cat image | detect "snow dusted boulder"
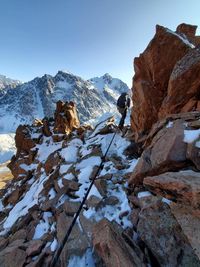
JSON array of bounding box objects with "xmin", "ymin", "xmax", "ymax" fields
[
  {"xmin": 176, "ymin": 23, "xmax": 200, "ymax": 46},
  {"xmin": 144, "ymin": 171, "xmax": 200, "ymax": 208},
  {"xmin": 129, "ymin": 112, "xmax": 200, "ymax": 186},
  {"xmin": 15, "ymin": 125, "xmax": 37, "ymax": 156}
]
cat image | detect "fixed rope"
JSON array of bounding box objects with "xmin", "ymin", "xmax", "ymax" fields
[{"xmin": 49, "ymin": 109, "xmax": 127, "ymax": 267}]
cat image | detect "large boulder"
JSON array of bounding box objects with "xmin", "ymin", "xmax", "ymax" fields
[
  {"xmin": 129, "ymin": 112, "xmax": 200, "ymax": 186},
  {"xmin": 129, "ymin": 119, "xmax": 187, "ymax": 186},
  {"xmin": 170, "ymin": 203, "xmax": 200, "ymax": 260},
  {"xmin": 144, "ymin": 171, "xmax": 200, "ymax": 208},
  {"xmin": 92, "ymin": 219, "xmax": 146, "ymax": 267},
  {"xmin": 137, "ymin": 201, "xmax": 200, "ymax": 267}
]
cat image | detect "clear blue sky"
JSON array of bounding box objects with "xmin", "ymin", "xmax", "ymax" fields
[{"xmin": 0, "ymin": 0, "xmax": 199, "ymax": 87}]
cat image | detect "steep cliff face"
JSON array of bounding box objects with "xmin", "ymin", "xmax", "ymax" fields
[{"xmin": 131, "ymin": 23, "xmax": 200, "ymax": 141}]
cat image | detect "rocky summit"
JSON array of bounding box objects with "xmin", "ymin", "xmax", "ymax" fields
[{"xmin": 0, "ymin": 22, "xmax": 200, "ymax": 267}]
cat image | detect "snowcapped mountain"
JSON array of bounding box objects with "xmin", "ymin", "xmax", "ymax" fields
[
  {"xmin": 89, "ymin": 73, "xmax": 129, "ymax": 104},
  {"xmin": 0, "ymin": 71, "xmax": 129, "ymax": 133},
  {"xmin": 0, "ymin": 74, "xmax": 21, "ymax": 89}
]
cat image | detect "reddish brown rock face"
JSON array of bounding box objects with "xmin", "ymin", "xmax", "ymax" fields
[
  {"xmin": 176, "ymin": 23, "xmax": 197, "ymax": 38},
  {"xmin": 92, "ymin": 219, "xmax": 145, "ymax": 267},
  {"xmin": 144, "ymin": 171, "xmax": 200, "ymax": 208},
  {"xmin": 137, "ymin": 201, "xmax": 200, "ymax": 267},
  {"xmin": 15, "ymin": 125, "xmax": 36, "ymax": 156},
  {"xmin": 129, "ymin": 112, "xmax": 200, "ymax": 186},
  {"xmin": 159, "ymin": 47, "xmax": 200, "ymax": 118},
  {"xmin": 176, "ymin": 23, "xmax": 200, "ymax": 46},
  {"xmin": 131, "ymin": 25, "xmax": 191, "ymax": 140},
  {"xmin": 131, "ymin": 23, "xmax": 200, "ymax": 141}
]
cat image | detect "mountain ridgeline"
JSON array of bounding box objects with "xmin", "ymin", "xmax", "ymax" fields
[
  {"xmin": 0, "ymin": 72, "xmax": 129, "ymax": 133},
  {"xmin": 0, "ymin": 75, "xmax": 21, "ymax": 89}
]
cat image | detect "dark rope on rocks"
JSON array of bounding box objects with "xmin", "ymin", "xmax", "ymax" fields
[{"xmin": 49, "ymin": 109, "xmax": 127, "ymax": 267}]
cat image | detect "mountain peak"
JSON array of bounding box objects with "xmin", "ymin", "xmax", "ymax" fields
[{"xmin": 102, "ymin": 73, "xmax": 112, "ymax": 79}]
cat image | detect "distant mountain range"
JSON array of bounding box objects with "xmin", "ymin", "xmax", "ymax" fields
[
  {"xmin": 0, "ymin": 71, "xmax": 129, "ymax": 133},
  {"xmin": 0, "ymin": 75, "xmax": 21, "ymax": 89}
]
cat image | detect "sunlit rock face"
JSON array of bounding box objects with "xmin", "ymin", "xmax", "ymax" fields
[{"xmin": 131, "ymin": 23, "xmax": 200, "ymax": 142}]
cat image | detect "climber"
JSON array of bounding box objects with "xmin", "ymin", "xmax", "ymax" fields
[{"xmin": 117, "ymin": 92, "xmax": 131, "ymax": 129}]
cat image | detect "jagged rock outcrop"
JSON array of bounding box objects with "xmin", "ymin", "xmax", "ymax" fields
[
  {"xmin": 176, "ymin": 23, "xmax": 200, "ymax": 46},
  {"xmin": 127, "ymin": 22, "xmax": 200, "ymax": 267},
  {"xmin": 54, "ymin": 101, "xmax": 80, "ymax": 134},
  {"xmin": 131, "ymin": 23, "xmax": 200, "ymax": 141}
]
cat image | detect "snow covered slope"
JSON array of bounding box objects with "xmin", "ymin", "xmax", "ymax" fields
[
  {"xmin": 0, "ymin": 116, "xmax": 138, "ymax": 266},
  {"xmin": 0, "ymin": 133, "xmax": 16, "ymax": 163},
  {"xmin": 0, "ymin": 71, "xmax": 129, "ymax": 133},
  {"xmin": 89, "ymin": 73, "xmax": 129, "ymax": 104}
]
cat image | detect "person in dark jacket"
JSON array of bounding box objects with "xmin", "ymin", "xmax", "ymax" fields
[{"xmin": 117, "ymin": 92, "xmax": 131, "ymax": 129}]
